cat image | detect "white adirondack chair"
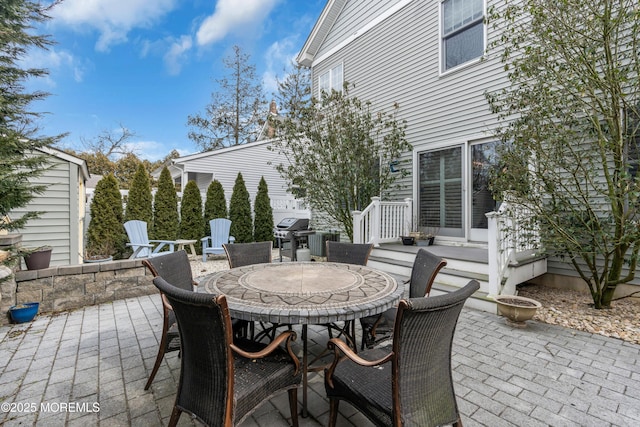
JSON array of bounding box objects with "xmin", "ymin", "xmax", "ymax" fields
[
  {"xmin": 201, "ymin": 218, "xmax": 235, "ymax": 262},
  {"xmin": 124, "ymin": 220, "xmax": 178, "ymax": 259}
]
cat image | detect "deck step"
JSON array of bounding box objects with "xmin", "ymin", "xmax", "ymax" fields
[{"xmin": 369, "ymin": 244, "xmax": 496, "ymax": 312}]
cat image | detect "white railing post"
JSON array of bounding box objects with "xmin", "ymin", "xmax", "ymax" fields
[
  {"xmin": 403, "ymin": 198, "xmax": 413, "ymax": 236},
  {"xmin": 486, "ymin": 211, "xmax": 500, "ymax": 297},
  {"xmin": 352, "ymin": 209, "xmax": 362, "ymax": 244},
  {"xmin": 370, "ymin": 197, "xmax": 381, "ymax": 246}
]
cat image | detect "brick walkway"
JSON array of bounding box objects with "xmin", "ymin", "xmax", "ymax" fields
[{"xmin": 0, "ymin": 294, "xmax": 638, "ymax": 426}]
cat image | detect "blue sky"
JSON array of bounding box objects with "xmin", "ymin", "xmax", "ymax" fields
[{"xmin": 27, "ymin": 0, "xmax": 325, "ymax": 161}]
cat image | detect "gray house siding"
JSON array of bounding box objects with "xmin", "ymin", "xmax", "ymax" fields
[
  {"xmin": 12, "ymin": 151, "xmax": 87, "ymax": 267},
  {"xmin": 304, "ymin": 0, "xmax": 640, "ymax": 290},
  {"xmin": 172, "ymin": 140, "xmax": 309, "ymax": 225},
  {"xmin": 308, "ymin": 0, "xmax": 508, "ymax": 235},
  {"xmin": 315, "ymin": 0, "xmax": 405, "ymax": 59}
]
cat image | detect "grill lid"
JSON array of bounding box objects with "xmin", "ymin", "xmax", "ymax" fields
[{"xmin": 275, "ymin": 218, "xmax": 309, "ymax": 231}]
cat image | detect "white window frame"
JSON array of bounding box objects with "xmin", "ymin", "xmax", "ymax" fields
[
  {"xmin": 318, "ymin": 63, "xmax": 344, "ymax": 97},
  {"xmin": 439, "ymin": 0, "xmax": 486, "ymax": 74}
]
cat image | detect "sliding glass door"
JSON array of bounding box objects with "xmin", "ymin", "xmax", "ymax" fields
[
  {"xmin": 418, "ymin": 141, "xmax": 500, "ymax": 242},
  {"xmin": 469, "ymin": 141, "xmax": 500, "ymax": 241},
  {"xmin": 418, "ymin": 147, "xmax": 464, "ymax": 238}
]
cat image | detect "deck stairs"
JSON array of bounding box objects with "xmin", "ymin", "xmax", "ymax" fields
[{"xmin": 367, "ymin": 242, "xmax": 547, "ymax": 313}]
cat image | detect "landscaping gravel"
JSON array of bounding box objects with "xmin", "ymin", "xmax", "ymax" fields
[{"xmin": 519, "ymin": 283, "xmax": 640, "ymax": 345}]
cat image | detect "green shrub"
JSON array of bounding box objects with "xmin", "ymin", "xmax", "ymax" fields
[
  {"xmin": 153, "ymin": 167, "xmax": 179, "ymax": 241},
  {"xmin": 124, "ymin": 163, "xmax": 153, "ymax": 225},
  {"xmin": 179, "ymin": 180, "xmax": 204, "ymax": 252},
  {"xmin": 229, "ymin": 173, "xmax": 253, "ymax": 243},
  {"xmin": 86, "ymin": 174, "xmax": 126, "ymax": 258},
  {"xmin": 253, "ymin": 177, "xmax": 274, "ymax": 243},
  {"xmin": 204, "ymin": 180, "xmax": 227, "ymax": 234}
]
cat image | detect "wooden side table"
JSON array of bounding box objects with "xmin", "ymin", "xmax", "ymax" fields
[{"xmin": 174, "ymin": 239, "xmax": 197, "ymax": 256}]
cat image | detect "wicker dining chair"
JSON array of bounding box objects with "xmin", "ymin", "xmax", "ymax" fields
[
  {"xmin": 222, "ymin": 241, "xmax": 273, "ymax": 268},
  {"xmin": 325, "ymin": 241, "xmax": 374, "ymax": 345},
  {"xmin": 359, "ymin": 248, "xmax": 447, "ymax": 349},
  {"xmin": 142, "ymin": 250, "xmax": 195, "ymax": 390},
  {"xmin": 325, "ymin": 280, "xmax": 480, "ymax": 427},
  {"xmin": 153, "ymin": 276, "xmax": 301, "ymax": 427},
  {"xmin": 222, "ymin": 241, "xmax": 274, "ymax": 340},
  {"xmin": 325, "ymin": 241, "xmax": 373, "ymax": 265}
]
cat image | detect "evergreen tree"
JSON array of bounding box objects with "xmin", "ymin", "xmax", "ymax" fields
[
  {"xmin": 86, "ymin": 174, "xmax": 126, "ymax": 259},
  {"xmin": 153, "ymin": 167, "xmax": 179, "ymax": 241},
  {"xmin": 253, "ymin": 177, "xmax": 274, "ymax": 243},
  {"xmin": 1, "ymin": 1, "xmax": 65, "ymax": 241},
  {"xmin": 203, "ymin": 180, "xmax": 227, "ymax": 234},
  {"xmin": 229, "ymin": 173, "xmax": 253, "ymax": 243},
  {"xmin": 187, "ymin": 45, "xmax": 267, "ymax": 149},
  {"xmin": 124, "ymin": 163, "xmax": 152, "ymax": 225},
  {"xmin": 179, "ymin": 180, "xmax": 204, "ymax": 252}
]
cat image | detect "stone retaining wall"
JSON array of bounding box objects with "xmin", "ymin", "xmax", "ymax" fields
[{"xmin": 2, "ymin": 259, "xmax": 156, "ymax": 325}]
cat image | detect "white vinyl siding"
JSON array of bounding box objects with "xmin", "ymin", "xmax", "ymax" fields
[{"xmin": 441, "ymin": 0, "xmax": 485, "ymax": 72}]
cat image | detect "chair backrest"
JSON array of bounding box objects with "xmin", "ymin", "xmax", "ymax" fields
[
  {"xmin": 124, "ymin": 220, "xmax": 151, "ymax": 257},
  {"xmin": 209, "ymin": 218, "xmax": 232, "ymax": 248},
  {"xmin": 143, "ymin": 250, "xmax": 194, "ymax": 291},
  {"xmin": 326, "ymin": 241, "xmax": 373, "ymax": 266},
  {"xmin": 152, "ymin": 276, "xmax": 234, "ymax": 426},
  {"xmin": 222, "ymin": 241, "xmax": 272, "ymax": 268},
  {"xmin": 391, "ymin": 280, "xmax": 479, "ymax": 426},
  {"xmin": 408, "ymin": 249, "xmax": 447, "ymax": 298}
]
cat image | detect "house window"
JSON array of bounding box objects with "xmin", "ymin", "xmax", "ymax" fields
[
  {"xmin": 318, "ymin": 63, "xmax": 343, "ymax": 96},
  {"xmin": 441, "ymin": 0, "xmax": 485, "ymax": 72}
]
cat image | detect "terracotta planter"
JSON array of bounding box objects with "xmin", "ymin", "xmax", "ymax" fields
[
  {"xmin": 23, "ymin": 248, "xmax": 52, "ymax": 270},
  {"xmin": 494, "ymin": 295, "xmax": 542, "ymax": 328}
]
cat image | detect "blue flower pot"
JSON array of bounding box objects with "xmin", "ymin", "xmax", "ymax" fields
[{"xmin": 9, "ymin": 302, "xmax": 39, "ymax": 323}]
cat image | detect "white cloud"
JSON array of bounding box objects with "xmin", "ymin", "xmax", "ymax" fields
[
  {"xmin": 196, "ymin": 0, "xmax": 280, "ymax": 46},
  {"xmin": 262, "ymin": 37, "xmax": 299, "ymax": 96},
  {"xmin": 164, "ymin": 35, "xmax": 194, "ymax": 76},
  {"xmin": 22, "ymin": 48, "xmax": 90, "ymax": 85},
  {"xmin": 51, "ymin": 0, "xmax": 178, "ymax": 52}
]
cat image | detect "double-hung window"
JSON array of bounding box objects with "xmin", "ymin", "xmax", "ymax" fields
[
  {"xmin": 318, "ymin": 63, "xmax": 343, "ymax": 96},
  {"xmin": 441, "ymin": 0, "xmax": 485, "ymax": 72}
]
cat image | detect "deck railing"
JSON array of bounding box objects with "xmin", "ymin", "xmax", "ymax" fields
[
  {"xmin": 352, "ymin": 197, "xmax": 412, "ymax": 246},
  {"xmin": 486, "ymin": 197, "xmax": 542, "ymax": 295}
]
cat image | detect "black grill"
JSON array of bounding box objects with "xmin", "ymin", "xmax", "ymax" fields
[{"xmin": 273, "ymin": 218, "xmax": 315, "ymax": 261}]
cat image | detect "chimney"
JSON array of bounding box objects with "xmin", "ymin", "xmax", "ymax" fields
[{"xmin": 267, "ymin": 100, "xmax": 278, "ymax": 138}]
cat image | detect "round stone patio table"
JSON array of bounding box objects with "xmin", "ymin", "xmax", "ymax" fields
[{"xmin": 200, "ymin": 261, "xmax": 401, "ymax": 416}]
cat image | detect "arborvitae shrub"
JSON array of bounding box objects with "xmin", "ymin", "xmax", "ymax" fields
[
  {"xmin": 86, "ymin": 174, "xmax": 126, "ymax": 258},
  {"xmin": 253, "ymin": 177, "xmax": 274, "ymax": 243},
  {"xmin": 229, "ymin": 173, "xmax": 253, "ymax": 243},
  {"xmin": 204, "ymin": 180, "xmax": 227, "ymax": 234},
  {"xmin": 153, "ymin": 167, "xmax": 179, "ymax": 241},
  {"xmin": 124, "ymin": 163, "xmax": 153, "ymax": 226},
  {"xmin": 179, "ymin": 180, "xmax": 204, "ymax": 252}
]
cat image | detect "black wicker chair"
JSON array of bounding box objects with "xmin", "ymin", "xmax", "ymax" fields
[
  {"xmin": 153, "ymin": 276, "xmax": 301, "ymax": 427},
  {"xmin": 222, "ymin": 241, "xmax": 273, "ymax": 268},
  {"xmin": 223, "ymin": 241, "xmax": 279, "ymax": 341},
  {"xmin": 359, "ymin": 248, "xmax": 447, "ymax": 349},
  {"xmin": 142, "ymin": 250, "xmax": 195, "ymax": 390},
  {"xmin": 325, "ymin": 280, "xmax": 479, "ymax": 427},
  {"xmin": 325, "ymin": 241, "xmax": 374, "ymax": 345},
  {"xmin": 325, "ymin": 241, "xmax": 373, "ymax": 265}
]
